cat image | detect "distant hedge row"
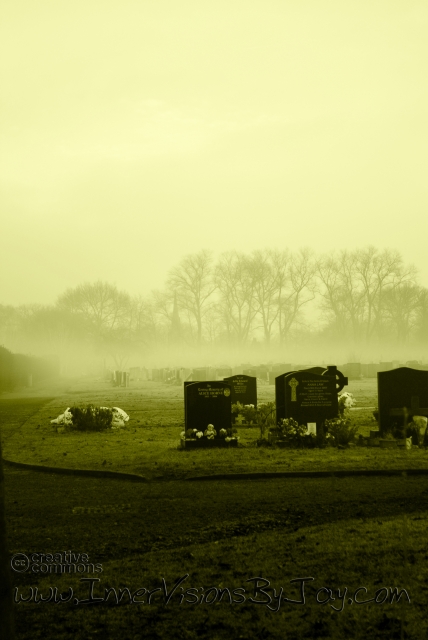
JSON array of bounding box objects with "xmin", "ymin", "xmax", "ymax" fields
[{"xmin": 0, "ymin": 346, "xmax": 59, "ymax": 392}]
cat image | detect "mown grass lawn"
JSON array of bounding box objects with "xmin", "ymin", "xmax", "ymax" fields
[{"xmin": 2, "ymin": 376, "xmax": 428, "ymax": 480}]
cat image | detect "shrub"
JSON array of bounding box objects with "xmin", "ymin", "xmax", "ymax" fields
[
  {"xmin": 69, "ymin": 405, "xmax": 113, "ymax": 431},
  {"xmin": 324, "ymin": 417, "xmax": 359, "ymax": 446}
]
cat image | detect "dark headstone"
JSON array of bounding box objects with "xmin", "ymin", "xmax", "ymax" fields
[
  {"xmin": 276, "ymin": 371, "xmax": 339, "ymax": 430},
  {"xmin": 185, "ymin": 381, "xmax": 232, "ymax": 433},
  {"xmin": 275, "ymin": 365, "xmax": 347, "ymax": 407},
  {"xmin": 377, "ymin": 367, "xmax": 428, "ymax": 435},
  {"xmin": 224, "ymin": 374, "xmax": 257, "ymax": 408}
]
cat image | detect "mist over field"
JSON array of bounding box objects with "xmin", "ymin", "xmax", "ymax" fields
[{"xmin": 1, "ymin": 246, "xmax": 428, "ymax": 374}]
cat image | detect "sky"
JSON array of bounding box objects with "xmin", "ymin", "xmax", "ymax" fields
[{"xmin": 1, "ymin": 1, "xmax": 428, "ymax": 306}]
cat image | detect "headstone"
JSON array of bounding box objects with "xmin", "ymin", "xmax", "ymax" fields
[
  {"xmin": 377, "ymin": 367, "xmax": 428, "ymax": 435},
  {"xmin": 185, "ymin": 381, "xmax": 232, "ymax": 433},
  {"xmin": 276, "ymin": 370, "xmax": 339, "ymax": 431},
  {"xmin": 224, "ymin": 374, "xmax": 257, "ymax": 408}
]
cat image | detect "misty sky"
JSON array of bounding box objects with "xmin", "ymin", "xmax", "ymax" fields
[{"xmin": 1, "ymin": 1, "xmax": 428, "ymax": 306}]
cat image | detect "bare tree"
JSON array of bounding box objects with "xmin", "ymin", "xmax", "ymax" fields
[
  {"xmin": 383, "ymin": 283, "xmax": 420, "ymax": 344},
  {"xmin": 247, "ymin": 250, "xmax": 283, "ymax": 345},
  {"xmin": 214, "ymin": 251, "xmax": 257, "ymax": 347},
  {"xmin": 410, "ymin": 287, "xmax": 428, "ymax": 346},
  {"xmin": 278, "ymin": 248, "xmax": 316, "ymax": 343},
  {"xmin": 354, "ymin": 247, "xmax": 417, "ymax": 342},
  {"xmin": 57, "ymin": 281, "xmax": 132, "ymax": 339},
  {"xmin": 315, "ymin": 253, "xmax": 351, "ymax": 338},
  {"xmin": 316, "ymin": 247, "xmax": 418, "ymax": 344},
  {"xmin": 167, "ymin": 251, "xmax": 216, "ymax": 347}
]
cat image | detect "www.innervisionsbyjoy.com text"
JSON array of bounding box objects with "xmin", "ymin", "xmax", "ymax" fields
[{"xmin": 13, "ymin": 576, "xmax": 411, "ymax": 613}]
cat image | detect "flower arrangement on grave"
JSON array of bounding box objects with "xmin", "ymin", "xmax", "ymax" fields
[
  {"xmin": 324, "ymin": 416, "xmax": 359, "ymax": 446},
  {"xmin": 274, "ymin": 417, "xmax": 317, "ymax": 447},
  {"xmin": 232, "ymin": 402, "xmax": 257, "ymax": 425},
  {"xmin": 180, "ymin": 424, "xmax": 238, "ymax": 444},
  {"xmin": 338, "ymin": 392, "xmax": 357, "ymax": 417}
]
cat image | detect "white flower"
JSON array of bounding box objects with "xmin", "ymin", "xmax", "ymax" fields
[
  {"xmin": 196, "ymin": 431, "xmax": 203, "ymax": 438},
  {"xmin": 339, "ymin": 392, "xmax": 356, "ymax": 408}
]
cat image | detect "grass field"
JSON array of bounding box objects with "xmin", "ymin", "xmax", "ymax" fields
[
  {"xmin": 2, "ymin": 377, "xmax": 428, "ymax": 480},
  {"xmin": 1, "ymin": 376, "xmax": 428, "ymax": 639}
]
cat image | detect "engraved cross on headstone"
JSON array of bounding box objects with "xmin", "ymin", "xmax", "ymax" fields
[{"xmin": 288, "ymin": 378, "xmax": 299, "ymax": 402}]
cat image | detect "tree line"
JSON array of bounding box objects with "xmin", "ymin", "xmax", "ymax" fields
[{"xmin": 1, "ymin": 247, "xmax": 427, "ymax": 367}]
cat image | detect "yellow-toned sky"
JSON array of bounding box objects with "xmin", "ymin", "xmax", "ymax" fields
[{"xmin": 1, "ymin": 1, "xmax": 427, "ymax": 304}]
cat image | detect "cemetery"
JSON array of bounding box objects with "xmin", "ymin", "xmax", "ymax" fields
[
  {"xmin": 2, "ymin": 362, "xmax": 428, "ymax": 639},
  {"xmin": 3, "ymin": 363, "xmax": 428, "ymax": 480}
]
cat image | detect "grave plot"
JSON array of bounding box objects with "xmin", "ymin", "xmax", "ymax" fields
[
  {"xmin": 377, "ymin": 367, "xmax": 428, "ymax": 444},
  {"xmin": 274, "ymin": 367, "xmax": 346, "ymax": 441},
  {"xmin": 181, "ymin": 381, "xmax": 238, "ymax": 448},
  {"xmin": 224, "ymin": 374, "xmax": 257, "ymax": 424}
]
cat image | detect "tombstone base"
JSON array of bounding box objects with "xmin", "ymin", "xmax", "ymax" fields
[{"xmin": 180, "ymin": 438, "xmax": 239, "ymax": 449}]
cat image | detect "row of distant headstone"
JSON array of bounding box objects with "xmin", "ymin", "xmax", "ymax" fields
[
  {"xmin": 112, "ymin": 371, "xmax": 130, "ymax": 387},
  {"xmin": 143, "ymin": 362, "xmax": 428, "ymax": 385},
  {"xmin": 184, "ymin": 366, "xmax": 428, "ymax": 437}
]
